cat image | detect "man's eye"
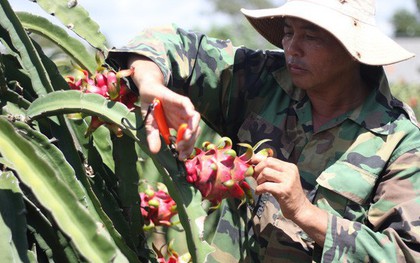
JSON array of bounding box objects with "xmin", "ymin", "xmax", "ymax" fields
[
  {"xmin": 305, "ymin": 35, "xmax": 317, "ymax": 40},
  {"xmin": 283, "ymin": 32, "xmax": 293, "ymax": 37}
]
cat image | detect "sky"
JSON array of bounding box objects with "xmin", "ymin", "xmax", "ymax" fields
[{"xmin": 9, "ymin": 0, "xmax": 418, "ymax": 47}]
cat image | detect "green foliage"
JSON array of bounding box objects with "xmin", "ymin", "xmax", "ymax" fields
[
  {"xmin": 16, "ymin": 12, "xmax": 97, "ymax": 73},
  {"xmin": 204, "ymin": 0, "xmax": 283, "ymax": 49},
  {"xmin": 391, "ymin": 0, "xmax": 420, "ymax": 37},
  {"xmin": 0, "ymin": 171, "xmax": 28, "ymax": 263},
  {"xmin": 34, "ymin": 0, "xmax": 107, "ymax": 51},
  {"xmin": 390, "ymin": 81, "xmax": 420, "ymax": 120},
  {"xmin": 392, "ymin": 9, "xmax": 420, "ymax": 37},
  {"xmin": 0, "ymin": 0, "xmax": 222, "ymax": 262},
  {"xmin": 0, "ymin": 117, "xmax": 124, "ymax": 263}
]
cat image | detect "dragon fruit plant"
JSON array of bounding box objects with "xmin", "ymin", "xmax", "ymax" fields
[
  {"xmin": 184, "ymin": 137, "xmax": 273, "ymax": 206},
  {"xmin": 140, "ymin": 182, "xmax": 178, "ymax": 230},
  {"xmin": 66, "ymin": 66, "xmax": 137, "ymax": 137}
]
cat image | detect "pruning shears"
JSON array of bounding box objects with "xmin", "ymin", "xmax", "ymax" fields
[
  {"xmin": 121, "ymin": 98, "xmax": 187, "ymax": 163},
  {"xmin": 150, "ymin": 98, "xmax": 187, "ymax": 160}
]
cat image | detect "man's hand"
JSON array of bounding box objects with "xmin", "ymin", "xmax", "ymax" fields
[
  {"xmin": 128, "ymin": 55, "xmax": 201, "ymax": 160},
  {"xmin": 252, "ymin": 156, "xmax": 310, "ymax": 220},
  {"xmin": 251, "ymin": 155, "xmax": 328, "ymax": 246}
]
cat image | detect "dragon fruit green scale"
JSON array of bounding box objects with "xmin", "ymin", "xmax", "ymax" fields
[{"xmin": 184, "ymin": 137, "xmax": 272, "ymax": 205}]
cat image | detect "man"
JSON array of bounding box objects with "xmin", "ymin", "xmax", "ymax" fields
[{"xmin": 107, "ymin": 0, "xmax": 420, "ymax": 261}]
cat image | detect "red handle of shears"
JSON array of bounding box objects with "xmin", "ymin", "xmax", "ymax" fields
[
  {"xmin": 152, "ymin": 98, "xmax": 171, "ymax": 145},
  {"xmin": 152, "ymin": 98, "xmax": 188, "ymax": 145},
  {"xmin": 151, "ymin": 99, "xmax": 189, "ymax": 163}
]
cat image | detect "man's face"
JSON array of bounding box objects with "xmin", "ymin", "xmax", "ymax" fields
[{"xmin": 282, "ymin": 17, "xmax": 357, "ymax": 91}]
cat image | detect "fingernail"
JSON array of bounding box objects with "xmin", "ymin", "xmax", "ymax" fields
[{"xmin": 184, "ymin": 130, "xmax": 192, "ymax": 140}]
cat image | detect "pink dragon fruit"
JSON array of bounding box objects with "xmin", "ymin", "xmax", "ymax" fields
[
  {"xmin": 184, "ymin": 137, "xmax": 273, "ymax": 206},
  {"xmin": 66, "ymin": 66, "xmax": 137, "ymax": 137},
  {"xmin": 140, "ymin": 183, "xmax": 178, "ymax": 229}
]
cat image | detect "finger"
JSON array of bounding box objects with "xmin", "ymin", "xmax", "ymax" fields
[
  {"xmin": 185, "ymin": 111, "xmax": 201, "ymax": 141},
  {"xmin": 177, "ymin": 125, "xmax": 201, "ymax": 160},
  {"xmin": 175, "ymin": 97, "xmax": 199, "ymax": 136},
  {"xmin": 142, "ymin": 108, "xmax": 162, "ymax": 154},
  {"xmin": 254, "ymin": 157, "xmax": 288, "ymax": 175},
  {"xmin": 145, "ymin": 124, "xmax": 161, "ymax": 154},
  {"xmin": 254, "ymin": 167, "xmax": 285, "ymax": 185},
  {"xmin": 255, "ymin": 181, "xmax": 283, "ymax": 196},
  {"xmin": 250, "ymin": 152, "xmax": 268, "ymax": 165},
  {"xmin": 176, "ymin": 141, "xmax": 190, "ymax": 161},
  {"xmin": 162, "ymin": 96, "xmax": 198, "ymax": 134}
]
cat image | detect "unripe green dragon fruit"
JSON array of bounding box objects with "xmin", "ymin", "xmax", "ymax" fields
[{"xmin": 184, "ymin": 137, "xmax": 272, "ymax": 206}]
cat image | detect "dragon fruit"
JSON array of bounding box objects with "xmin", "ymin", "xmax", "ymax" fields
[
  {"xmin": 140, "ymin": 182, "xmax": 178, "ymax": 229},
  {"xmin": 66, "ymin": 66, "xmax": 137, "ymax": 137},
  {"xmin": 184, "ymin": 137, "xmax": 273, "ymax": 206}
]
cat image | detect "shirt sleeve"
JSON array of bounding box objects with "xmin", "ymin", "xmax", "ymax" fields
[
  {"xmin": 106, "ymin": 24, "xmax": 287, "ymax": 141},
  {"xmin": 106, "ymin": 24, "xmax": 241, "ymax": 136},
  {"xmin": 321, "ymin": 147, "xmax": 420, "ymax": 262}
]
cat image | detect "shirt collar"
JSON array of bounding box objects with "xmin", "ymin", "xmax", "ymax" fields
[
  {"xmin": 347, "ymin": 66, "xmax": 412, "ymax": 135},
  {"xmin": 273, "ymin": 66, "xmax": 413, "ymax": 136}
]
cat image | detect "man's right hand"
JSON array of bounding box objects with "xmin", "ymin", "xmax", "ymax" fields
[{"xmin": 128, "ymin": 55, "xmax": 201, "ymax": 160}]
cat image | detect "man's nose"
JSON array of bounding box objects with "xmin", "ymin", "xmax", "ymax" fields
[{"xmin": 283, "ymin": 36, "xmax": 302, "ymax": 57}]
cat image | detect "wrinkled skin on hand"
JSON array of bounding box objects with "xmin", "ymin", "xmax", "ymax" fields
[
  {"xmin": 252, "ymin": 156, "xmax": 310, "ymax": 220},
  {"xmin": 251, "ymin": 155, "xmax": 328, "ymax": 246}
]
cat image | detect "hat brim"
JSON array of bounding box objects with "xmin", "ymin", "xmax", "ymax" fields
[{"xmin": 241, "ymin": 1, "xmax": 414, "ymax": 65}]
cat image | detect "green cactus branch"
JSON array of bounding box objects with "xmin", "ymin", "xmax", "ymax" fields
[
  {"xmin": 1, "ymin": 88, "xmax": 31, "ymax": 111},
  {"xmin": 26, "ymin": 90, "xmax": 216, "ymax": 262},
  {"xmin": 0, "ymin": 116, "xmax": 127, "ymax": 262},
  {"xmin": 0, "ymin": 0, "xmax": 53, "ymax": 96},
  {"xmin": 16, "ymin": 12, "xmax": 97, "ymax": 74},
  {"xmin": 92, "ymin": 125, "xmax": 117, "ymax": 173},
  {"xmin": 34, "ymin": 0, "xmax": 108, "ymax": 52},
  {"xmin": 11, "ymin": 120, "xmax": 90, "ymax": 207},
  {"xmin": 0, "ymin": 172, "xmax": 29, "ymax": 263},
  {"xmin": 24, "ymin": 197, "xmax": 81, "ymax": 262},
  {"xmin": 0, "ymin": 0, "xmax": 227, "ymax": 261},
  {"xmin": 0, "ymin": 55, "xmax": 6, "ymax": 92},
  {"xmin": 0, "ymin": 54, "xmax": 35, "ymax": 101},
  {"xmin": 112, "ymin": 135, "xmax": 143, "ymax": 249},
  {"xmin": 27, "ymin": 90, "xmax": 137, "ymax": 138}
]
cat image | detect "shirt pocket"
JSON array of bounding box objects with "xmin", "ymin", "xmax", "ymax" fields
[{"xmin": 315, "ymin": 160, "xmax": 379, "ymax": 221}]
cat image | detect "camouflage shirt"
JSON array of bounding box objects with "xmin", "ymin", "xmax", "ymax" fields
[{"xmin": 107, "ymin": 24, "xmax": 420, "ymax": 263}]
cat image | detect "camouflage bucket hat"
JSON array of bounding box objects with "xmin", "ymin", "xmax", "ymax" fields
[{"xmin": 241, "ymin": 0, "xmax": 415, "ymax": 66}]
